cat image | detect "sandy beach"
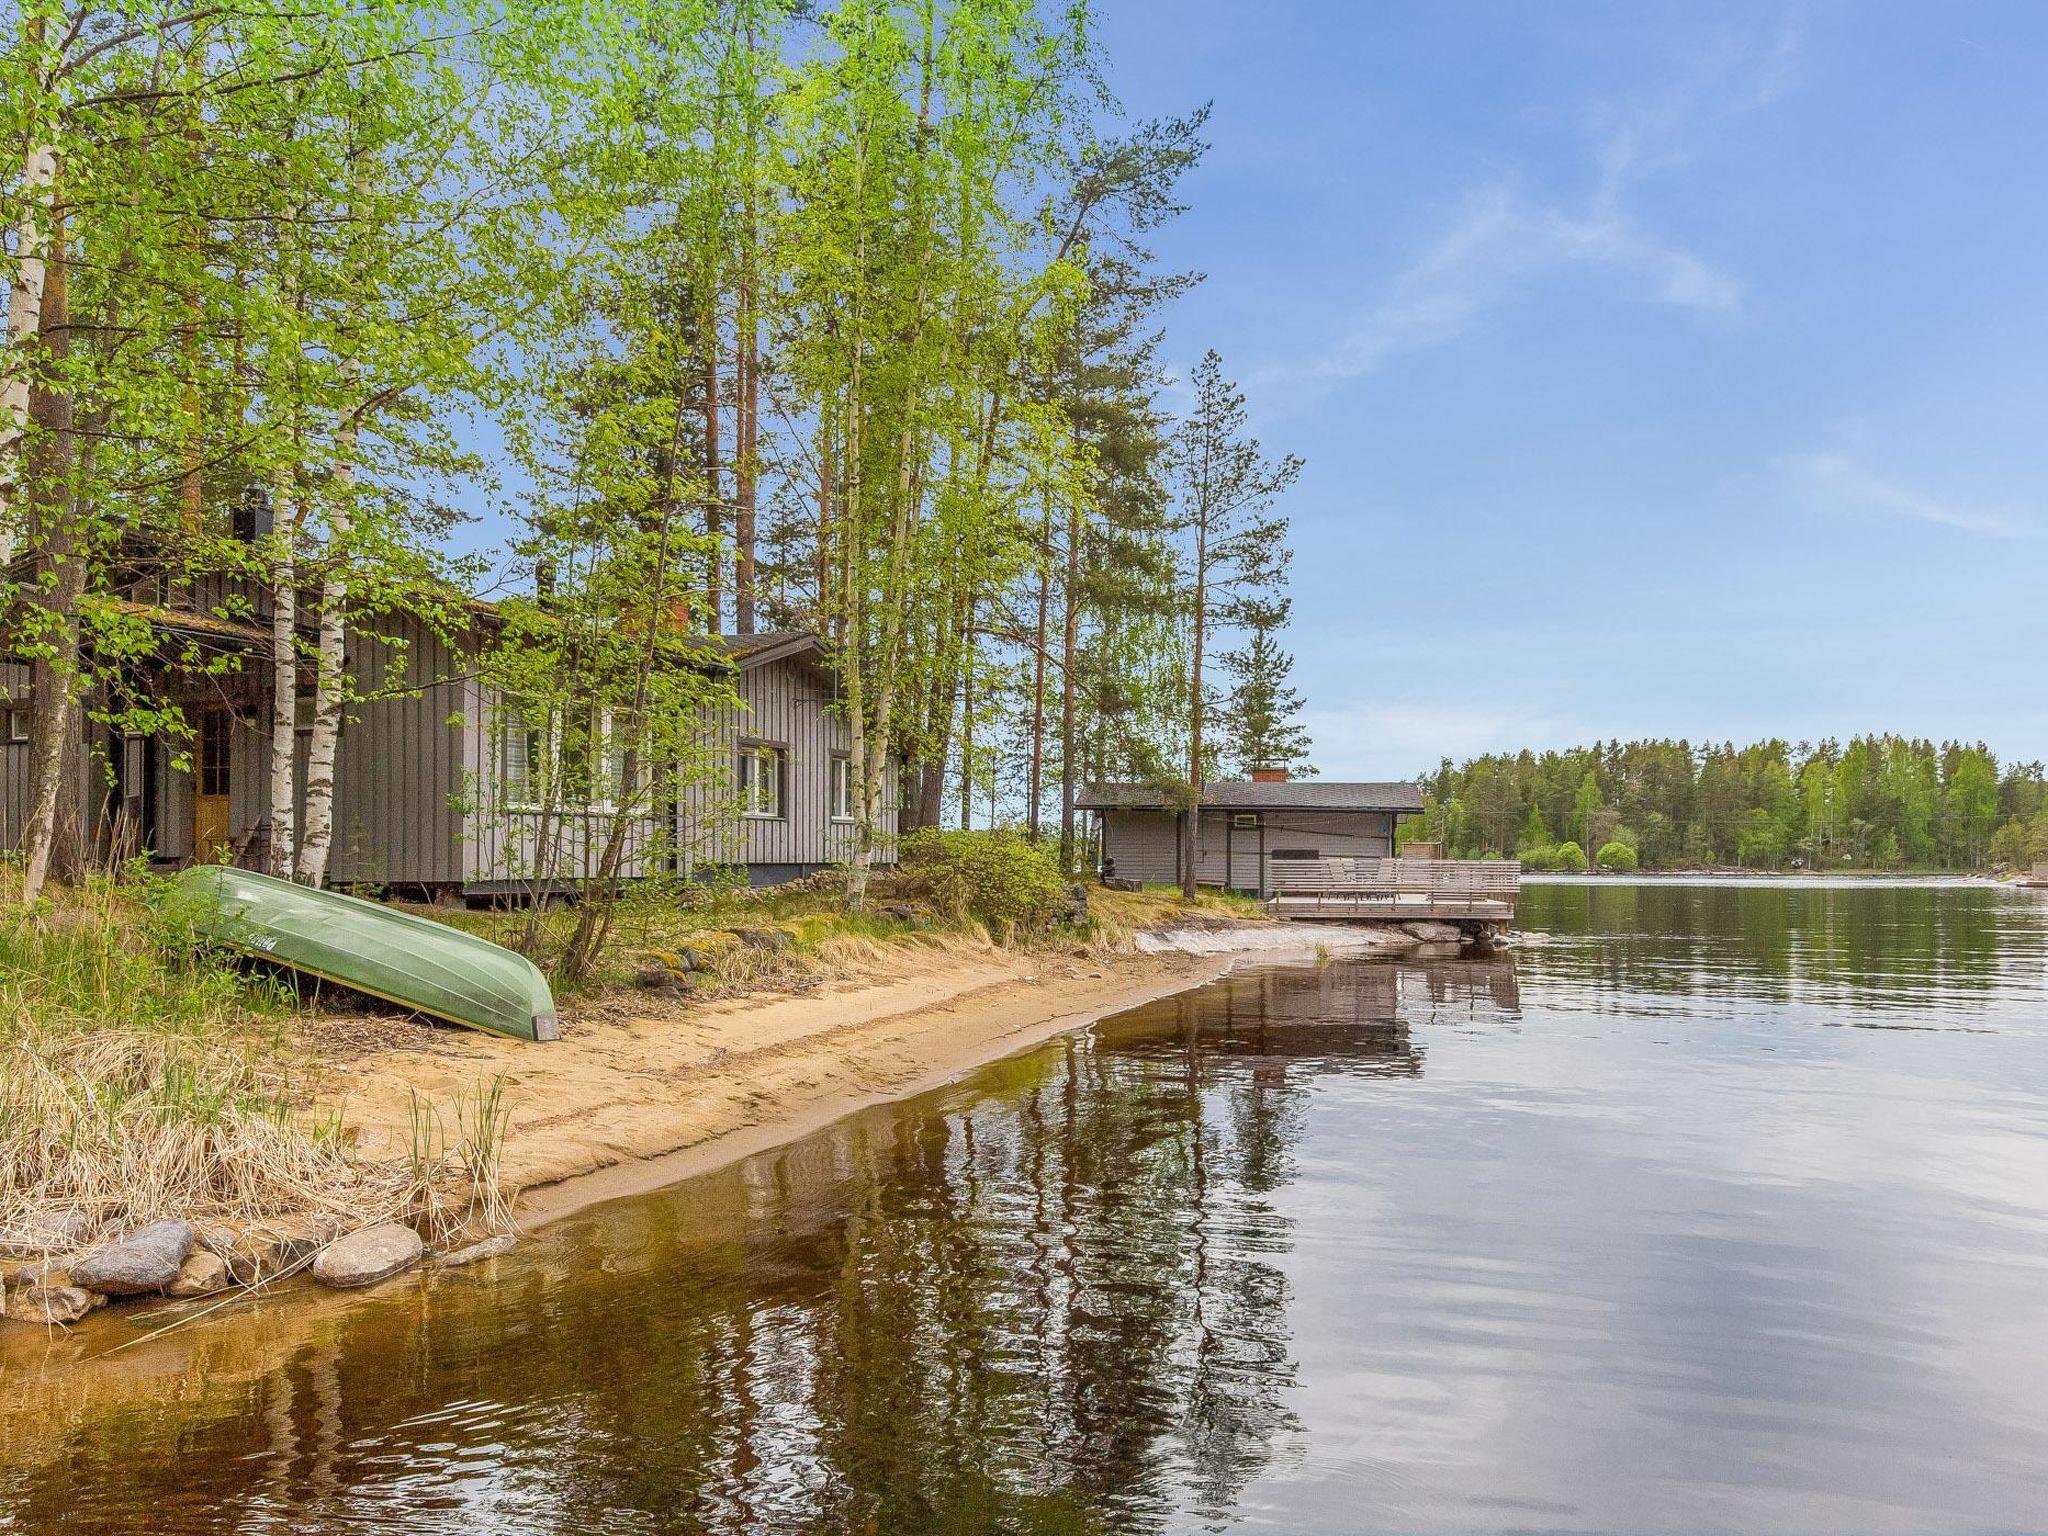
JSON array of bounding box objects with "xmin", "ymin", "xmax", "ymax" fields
[{"xmin": 329, "ymin": 943, "xmax": 1237, "ymax": 1231}]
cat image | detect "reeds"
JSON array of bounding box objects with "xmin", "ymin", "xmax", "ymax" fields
[{"xmin": 0, "ymin": 871, "xmax": 494, "ymax": 1254}]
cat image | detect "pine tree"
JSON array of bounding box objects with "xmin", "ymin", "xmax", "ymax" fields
[{"xmin": 1219, "ymin": 624, "xmax": 1313, "ymax": 778}]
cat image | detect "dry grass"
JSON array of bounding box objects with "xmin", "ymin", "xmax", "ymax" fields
[{"xmin": 0, "ymin": 871, "xmax": 501, "ymax": 1262}]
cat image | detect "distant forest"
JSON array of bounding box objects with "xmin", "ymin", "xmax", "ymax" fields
[{"xmin": 1401, "ymin": 737, "xmax": 2048, "ymax": 872}]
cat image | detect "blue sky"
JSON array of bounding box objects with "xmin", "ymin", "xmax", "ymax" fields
[{"xmin": 1094, "ymin": 1, "xmax": 2048, "ymax": 778}]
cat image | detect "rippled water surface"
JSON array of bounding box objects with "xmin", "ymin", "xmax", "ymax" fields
[{"xmin": 7, "ymin": 882, "xmax": 2048, "ymax": 1534}]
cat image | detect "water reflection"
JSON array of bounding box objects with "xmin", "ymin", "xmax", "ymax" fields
[
  {"xmin": 2, "ymin": 954, "xmax": 1505, "ymax": 1536},
  {"xmin": 7, "ymin": 886, "xmax": 2048, "ymax": 1534}
]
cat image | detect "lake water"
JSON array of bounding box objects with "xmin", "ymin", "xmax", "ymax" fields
[{"xmin": 6, "ymin": 882, "xmax": 2048, "ymax": 1534}]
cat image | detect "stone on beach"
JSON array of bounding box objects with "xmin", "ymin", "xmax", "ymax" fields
[
  {"xmin": 311, "ymin": 1223, "xmax": 424, "ymax": 1289},
  {"xmin": 1400, "ymin": 919, "xmax": 1464, "ymax": 943},
  {"xmin": 436, "ymin": 1234, "xmax": 517, "ymax": 1268},
  {"xmin": 2, "ymin": 1282, "xmax": 106, "ymax": 1326},
  {"xmin": 221, "ymin": 1218, "xmax": 339, "ymax": 1285},
  {"xmin": 68, "ymin": 1219, "xmax": 195, "ymax": 1297},
  {"xmin": 166, "ymin": 1252, "xmax": 233, "ymax": 1298},
  {"xmin": 0, "ymin": 1209, "xmax": 91, "ymax": 1259}
]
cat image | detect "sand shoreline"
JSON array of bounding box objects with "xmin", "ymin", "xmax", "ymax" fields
[{"xmin": 328, "ymin": 941, "xmax": 1263, "ymax": 1236}]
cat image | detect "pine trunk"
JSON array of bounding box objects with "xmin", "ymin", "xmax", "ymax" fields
[
  {"xmin": 1025, "ymin": 494, "xmax": 1052, "ymax": 840},
  {"xmin": 1057, "ymin": 485, "xmax": 1082, "ymax": 873}
]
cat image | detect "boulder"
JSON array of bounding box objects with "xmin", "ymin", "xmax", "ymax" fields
[
  {"xmin": 879, "ymin": 903, "xmax": 916, "ymax": 921},
  {"xmin": 2, "ymin": 1282, "xmax": 106, "ymax": 1327},
  {"xmin": 1400, "ymin": 920, "xmax": 1464, "ymax": 944},
  {"xmin": 68, "ymin": 1219, "xmax": 195, "ymax": 1297},
  {"xmin": 634, "ymin": 965, "xmax": 681, "ymax": 992},
  {"xmin": 311, "ymin": 1223, "xmax": 423, "ymax": 1289},
  {"xmin": 0, "ymin": 1208, "xmax": 91, "ymax": 1259},
  {"xmin": 1102, "ymin": 877, "xmax": 1142, "ymax": 893},
  {"xmin": 436, "ymin": 1234, "xmax": 517, "ymax": 1269},
  {"xmin": 221, "ymin": 1217, "xmax": 339, "ymax": 1286},
  {"xmin": 165, "ymin": 1251, "xmax": 232, "ymax": 1298},
  {"xmin": 728, "ymin": 927, "xmax": 793, "ymax": 951},
  {"xmin": 3, "ymin": 1258, "xmax": 70, "ymax": 1289}
]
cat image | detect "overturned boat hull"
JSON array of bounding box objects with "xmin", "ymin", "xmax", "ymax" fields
[{"xmin": 163, "ymin": 866, "xmax": 560, "ymax": 1043}]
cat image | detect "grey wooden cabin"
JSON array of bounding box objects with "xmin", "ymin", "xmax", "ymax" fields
[
  {"xmin": 1, "ymin": 579, "xmax": 894, "ymax": 896},
  {"xmin": 1079, "ymin": 776, "xmax": 1424, "ymax": 897}
]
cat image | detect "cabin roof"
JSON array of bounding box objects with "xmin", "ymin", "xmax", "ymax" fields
[
  {"xmin": 1077, "ymin": 780, "xmax": 1425, "ymax": 814},
  {"xmin": 701, "ymin": 630, "xmax": 828, "ymax": 669}
]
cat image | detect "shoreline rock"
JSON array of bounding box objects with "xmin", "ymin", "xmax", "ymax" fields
[
  {"xmin": 2, "ymin": 1282, "xmax": 106, "ymax": 1326},
  {"xmin": 166, "ymin": 1252, "xmax": 232, "ymax": 1298},
  {"xmin": 436, "ymin": 1234, "xmax": 517, "ymax": 1269},
  {"xmin": 311, "ymin": 1224, "xmax": 423, "ymax": 1289},
  {"xmin": 69, "ymin": 1219, "xmax": 195, "ymax": 1297}
]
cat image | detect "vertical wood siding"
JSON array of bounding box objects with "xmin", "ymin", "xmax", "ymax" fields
[
  {"xmin": 1101, "ymin": 806, "xmax": 1397, "ymax": 891},
  {"xmin": 327, "ymin": 612, "xmax": 469, "ymax": 887},
  {"xmin": 678, "ymin": 652, "xmax": 896, "ymax": 878},
  {"xmin": 0, "ymin": 661, "xmax": 28, "ymax": 847}
]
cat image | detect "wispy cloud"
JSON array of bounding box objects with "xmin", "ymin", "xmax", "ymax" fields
[
  {"xmin": 1301, "ymin": 697, "xmax": 1587, "ymax": 779},
  {"xmin": 1789, "ymin": 452, "xmax": 2031, "ymax": 539},
  {"xmin": 1261, "ymin": 19, "xmax": 1801, "ymax": 412}
]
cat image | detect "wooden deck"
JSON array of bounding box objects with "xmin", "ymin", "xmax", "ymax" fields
[{"xmin": 1265, "ymin": 856, "xmax": 1520, "ymax": 925}]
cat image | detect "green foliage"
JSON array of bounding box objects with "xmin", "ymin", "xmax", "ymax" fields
[
  {"xmin": 1551, "ymin": 840, "xmax": 1588, "ymax": 872},
  {"xmin": 1596, "ymin": 840, "xmax": 1639, "ymax": 871},
  {"xmin": 1424, "ymin": 735, "xmax": 2038, "ymax": 871},
  {"xmin": 895, "ymin": 828, "xmax": 1070, "ymax": 932}
]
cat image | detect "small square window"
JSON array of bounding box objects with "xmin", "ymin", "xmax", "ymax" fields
[{"xmin": 7, "ymin": 708, "xmax": 28, "ymax": 744}]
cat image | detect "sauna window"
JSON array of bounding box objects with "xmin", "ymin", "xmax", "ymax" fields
[
  {"xmin": 1232, "ymin": 813, "xmax": 1259, "ymax": 829},
  {"xmin": 1270, "ymin": 848, "xmax": 1320, "ymax": 860}
]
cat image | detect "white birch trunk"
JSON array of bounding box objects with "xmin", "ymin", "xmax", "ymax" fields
[
  {"xmin": 266, "ymin": 486, "xmax": 298, "ymax": 878},
  {"xmin": 0, "ymin": 140, "xmax": 58, "ymax": 571},
  {"xmin": 295, "ymin": 425, "xmax": 353, "ymax": 887}
]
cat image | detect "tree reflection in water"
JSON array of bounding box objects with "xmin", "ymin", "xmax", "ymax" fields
[{"xmin": 0, "ymin": 955, "xmax": 1517, "ymax": 1536}]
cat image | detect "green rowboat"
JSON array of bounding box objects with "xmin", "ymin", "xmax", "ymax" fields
[{"xmin": 164, "ymin": 865, "xmax": 560, "ymax": 1043}]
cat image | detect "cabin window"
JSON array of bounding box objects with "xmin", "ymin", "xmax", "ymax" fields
[
  {"xmin": 830, "ymin": 757, "xmax": 855, "ymax": 821},
  {"xmin": 739, "ymin": 743, "xmax": 785, "ymax": 819},
  {"xmin": 501, "ymin": 705, "xmax": 619, "ymax": 810},
  {"xmin": 1269, "ymin": 848, "xmax": 1320, "ymax": 860},
  {"xmin": 605, "ymin": 724, "xmax": 635, "ymax": 805},
  {"xmin": 197, "ymin": 709, "xmax": 232, "ymax": 797},
  {"xmin": 1232, "ymin": 813, "xmax": 1259, "ymax": 829},
  {"xmin": 6, "ymin": 707, "xmax": 27, "ymax": 744}
]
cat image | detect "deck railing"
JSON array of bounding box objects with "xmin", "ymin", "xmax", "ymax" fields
[{"xmin": 1264, "ymin": 856, "xmax": 1519, "ymax": 919}]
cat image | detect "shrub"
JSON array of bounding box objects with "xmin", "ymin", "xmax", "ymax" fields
[
  {"xmin": 1517, "ymin": 843, "xmax": 1558, "ymax": 872},
  {"xmin": 1552, "ymin": 840, "xmax": 1589, "ymax": 872},
  {"xmin": 1596, "ymin": 840, "xmax": 1638, "ymax": 871},
  {"xmin": 894, "ymin": 828, "xmax": 1069, "ymax": 933}
]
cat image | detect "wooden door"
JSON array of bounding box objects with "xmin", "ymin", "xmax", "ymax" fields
[{"xmin": 193, "ymin": 707, "xmax": 232, "ymax": 862}]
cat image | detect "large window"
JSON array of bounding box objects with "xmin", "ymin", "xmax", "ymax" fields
[
  {"xmin": 830, "ymin": 756, "xmax": 855, "ymax": 821},
  {"xmin": 738, "ymin": 743, "xmax": 785, "ymax": 819},
  {"xmin": 502, "ymin": 705, "xmax": 625, "ymax": 810}
]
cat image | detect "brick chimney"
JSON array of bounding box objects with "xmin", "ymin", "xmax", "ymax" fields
[{"xmin": 1250, "ymin": 766, "xmax": 1289, "ymax": 784}]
